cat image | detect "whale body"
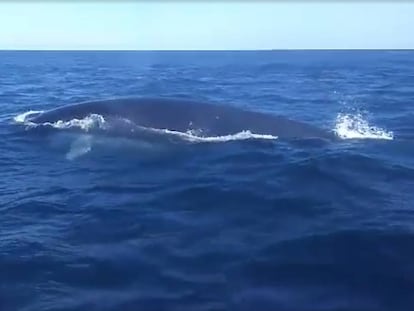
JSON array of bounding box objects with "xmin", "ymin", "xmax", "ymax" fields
[{"xmin": 29, "ymin": 97, "xmax": 335, "ymax": 140}]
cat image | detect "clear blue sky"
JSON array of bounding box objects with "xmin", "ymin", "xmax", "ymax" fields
[{"xmin": 1, "ymin": 2, "xmax": 413, "ymax": 50}]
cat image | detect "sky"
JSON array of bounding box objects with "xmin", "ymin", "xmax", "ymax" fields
[{"xmin": 0, "ymin": 1, "xmax": 413, "ymax": 50}]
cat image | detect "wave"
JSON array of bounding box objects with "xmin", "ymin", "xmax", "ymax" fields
[{"xmin": 334, "ymin": 113, "xmax": 394, "ymax": 140}]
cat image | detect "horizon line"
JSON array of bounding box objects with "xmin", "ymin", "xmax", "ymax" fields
[{"xmin": 1, "ymin": 48, "xmax": 414, "ymax": 52}]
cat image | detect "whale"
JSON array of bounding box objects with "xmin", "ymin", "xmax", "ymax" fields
[{"xmin": 27, "ymin": 97, "xmax": 336, "ymax": 141}]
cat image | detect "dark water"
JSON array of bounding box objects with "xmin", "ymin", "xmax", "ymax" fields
[{"xmin": 1, "ymin": 50, "xmax": 414, "ymax": 311}]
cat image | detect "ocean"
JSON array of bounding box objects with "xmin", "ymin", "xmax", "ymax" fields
[{"xmin": 1, "ymin": 50, "xmax": 414, "ymax": 311}]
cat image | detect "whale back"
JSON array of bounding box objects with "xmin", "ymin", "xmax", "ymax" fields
[{"xmin": 30, "ymin": 97, "xmax": 334, "ymax": 140}]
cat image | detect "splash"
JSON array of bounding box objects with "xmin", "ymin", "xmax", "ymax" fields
[{"xmin": 334, "ymin": 113, "xmax": 393, "ymax": 140}]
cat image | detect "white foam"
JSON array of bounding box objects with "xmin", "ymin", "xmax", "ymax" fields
[
  {"xmin": 15, "ymin": 113, "xmax": 107, "ymax": 132},
  {"xmin": 43, "ymin": 114, "xmax": 107, "ymax": 132},
  {"xmin": 334, "ymin": 113, "xmax": 393, "ymax": 140},
  {"xmin": 13, "ymin": 110, "xmax": 43, "ymax": 123},
  {"xmin": 151, "ymin": 128, "xmax": 278, "ymax": 143}
]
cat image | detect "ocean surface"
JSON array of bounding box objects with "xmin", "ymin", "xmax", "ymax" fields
[{"xmin": 1, "ymin": 50, "xmax": 414, "ymax": 311}]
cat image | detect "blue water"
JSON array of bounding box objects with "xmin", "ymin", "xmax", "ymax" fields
[{"xmin": 1, "ymin": 50, "xmax": 414, "ymax": 311}]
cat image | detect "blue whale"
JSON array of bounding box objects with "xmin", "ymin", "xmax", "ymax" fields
[{"xmin": 29, "ymin": 97, "xmax": 335, "ymax": 140}]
